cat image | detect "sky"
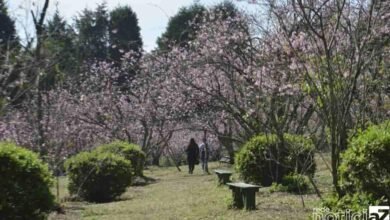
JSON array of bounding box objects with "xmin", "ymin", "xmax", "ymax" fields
[{"xmin": 7, "ymin": 0, "xmax": 250, "ymax": 51}]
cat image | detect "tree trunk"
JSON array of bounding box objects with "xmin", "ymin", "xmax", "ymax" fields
[
  {"xmin": 31, "ymin": 0, "xmax": 50, "ymax": 156},
  {"xmin": 330, "ymin": 132, "xmax": 342, "ymax": 196},
  {"xmin": 152, "ymin": 154, "xmax": 160, "ymax": 166},
  {"xmin": 218, "ymin": 135, "xmax": 235, "ymax": 164},
  {"xmin": 228, "ymin": 149, "xmax": 235, "ymax": 164}
]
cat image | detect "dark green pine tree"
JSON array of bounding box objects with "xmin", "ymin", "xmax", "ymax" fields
[
  {"xmin": 156, "ymin": 1, "xmax": 240, "ymax": 51},
  {"xmin": 0, "ymin": 0, "xmax": 21, "ymax": 111},
  {"xmin": 109, "ymin": 6, "xmax": 142, "ymax": 65},
  {"xmin": 40, "ymin": 10, "xmax": 78, "ymax": 89},
  {"xmin": 156, "ymin": 4, "xmax": 206, "ymax": 51},
  {"xmin": 0, "ymin": 0, "xmax": 18, "ymax": 51},
  {"xmin": 46, "ymin": 10, "xmax": 67, "ymax": 38},
  {"xmin": 76, "ymin": 3, "xmax": 109, "ymax": 62},
  {"xmin": 211, "ymin": 1, "xmax": 239, "ymax": 21}
]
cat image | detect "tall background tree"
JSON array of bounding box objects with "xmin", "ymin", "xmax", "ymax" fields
[
  {"xmin": 76, "ymin": 3, "xmax": 109, "ymax": 63},
  {"xmin": 0, "ymin": 0, "xmax": 17, "ymax": 50},
  {"xmin": 156, "ymin": 4, "xmax": 206, "ymax": 50},
  {"xmin": 156, "ymin": 1, "xmax": 239, "ymax": 51},
  {"xmin": 41, "ymin": 10, "xmax": 77, "ymax": 89},
  {"xmin": 109, "ymin": 5, "xmax": 143, "ymax": 85},
  {"xmin": 109, "ymin": 6, "xmax": 142, "ymax": 65},
  {"xmin": 0, "ymin": 0, "xmax": 21, "ymax": 112}
]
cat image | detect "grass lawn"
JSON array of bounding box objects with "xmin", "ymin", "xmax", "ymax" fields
[{"xmin": 49, "ymin": 154, "xmax": 332, "ymax": 220}]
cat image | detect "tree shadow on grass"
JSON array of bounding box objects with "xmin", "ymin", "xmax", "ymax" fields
[
  {"xmin": 57, "ymin": 176, "xmax": 159, "ymax": 205},
  {"xmin": 131, "ymin": 175, "xmax": 158, "ymax": 187},
  {"xmin": 49, "ymin": 202, "xmax": 85, "ymax": 220},
  {"xmin": 63, "ymin": 203, "xmax": 85, "ymax": 211}
]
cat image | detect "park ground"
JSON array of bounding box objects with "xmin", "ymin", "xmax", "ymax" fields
[{"xmin": 49, "ymin": 154, "xmax": 332, "ymax": 220}]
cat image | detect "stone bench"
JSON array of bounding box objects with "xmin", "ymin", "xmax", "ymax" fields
[
  {"xmin": 214, "ymin": 169, "xmax": 233, "ymax": 185},
  {"xmin": 219, "ymin": 156, "xmax": 231, "ymax": 164},
  {"xmin": 227, "ymin": 182, "xmax": 261, "ymax": 210}
]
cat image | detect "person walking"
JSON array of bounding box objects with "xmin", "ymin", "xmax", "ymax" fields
[
  {"xmin": 185, "ymin": 138, "xmax": 199, "ymax": 174},
  {"xmin": 199, "ymin": 136, "xmax": 210, "ymax": 174}
]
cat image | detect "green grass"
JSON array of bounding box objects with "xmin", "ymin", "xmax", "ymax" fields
[{"xmin": 49, "ymin": 155, "xmax": 333, "ymax": 220}]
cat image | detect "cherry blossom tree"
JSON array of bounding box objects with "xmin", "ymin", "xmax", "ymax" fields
[
  {"xmin": 1, "ymin": 1, "xmax": 388, "ymax": 182},
  {"xmin": 239, "ymin": 0, "xmax": 390, "ymax": 194},
  {"xmin": 141, "ymin": 10, "xmax": 317, "ymax": 162}
]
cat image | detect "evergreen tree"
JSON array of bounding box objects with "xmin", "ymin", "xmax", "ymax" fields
[
  {"xmin": 76, "ymin": 3, "xmax": 109, "ymax": 62},
  {"xmin": 157, "ymin": 1, "xmax": 239, "ymax": 51},
  {"xmin": 211, "ymin": 1, "xmax": 239, "ymax": 20},
  {"xmin": 0, "ymin": 0, "xmax": 18, "ymax": 51},
  {"xmin": 156, "ymin": 4, "xmax": 206, "ymax": 51},
  {"xmin": 41, "ymin": 10, "xmax": 77, "ymax": 89},
  {"xmin": 109, "ymin": 6, "xmax": 142, "ymax": 65},
  {"xmin": 0, "ymin": 0, "xmax": 19, "ymax": 111}
]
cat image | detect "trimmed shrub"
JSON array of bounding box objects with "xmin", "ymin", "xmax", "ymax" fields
[
  {"xmin": 339, "ymin": 121, "xmax": 390, "ymax": 203},
  {"xmin": 94, "ymin": 141, "xmax": 145, "ymax": 176},
  {"xmin": 270, "ymin": 173, "xmax": 310, "ymax": 194},
  {"xmin": 320, "ymin": 121, "xmax": 389, "ymax": 215},
  {"xmin": 64, "ymin": 151, "xmax": 132, "ymax": 203},
  {"xmin": 281, "ymin": 173, "xmax": 309, "ymax": 194},
  {"xmin": 0, "ymin": 142, "xmax": 55, "ymax": 220},
  {"xmin": 235, "ymin": 134, "xmax": 315, "ymax": 186}
]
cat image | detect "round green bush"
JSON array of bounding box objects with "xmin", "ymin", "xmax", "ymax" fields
[
  {"xmin": 339, "ymin": 121, "xmax": 390, "ymax": 203},
  {"xmin": 280, "ymin": 173, "xmax": 309, "ymax": 194},
  {"xmin": 270, "ymin": 173, "xmax": 310, "ymax": 194},
  {"xmin": 94, "ymin": 141, "xmax": 145, "ymax": 176},
  {"xmin": 64, "ymin": 151, "xmax": 132, "ymax": 203},
  {"xmin": 235, "ymin": 134, "xmax": 315, "ymax": 186},
  {"xmin": 0, "ymin": 142, "xmax": 55, "ymax": 220}
]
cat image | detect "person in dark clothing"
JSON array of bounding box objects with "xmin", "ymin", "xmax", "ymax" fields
[{"xmin": 185, "ymin": 138, "xmax": 199, "ymax": 174}]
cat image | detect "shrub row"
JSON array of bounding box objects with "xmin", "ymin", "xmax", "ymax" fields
[{"xmin": 2, "ymin": 121, "xmax": 387, "ymax": 217}]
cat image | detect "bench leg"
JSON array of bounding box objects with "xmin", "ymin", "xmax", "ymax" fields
[
  {"xmin": 217, "ymin": 174, "xmax": 224, "ymax": 185},
  {"xmin": 231, "ymin": 188, "xmax": 244, "ymax": 209},
  {"xmin": 242, "ymin": 189, "xmax": 257, "ymax": 210},
  {"xmin": 217, "ymin": 174, "xmax": 231, "ymax": 185},
  {"xmin": 222, "ymin": 175, "xmax": 230, "ymax": 184},
  {"xmin": 220, "ymin": 175, "xmax": 231, "ymax": 185}
]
